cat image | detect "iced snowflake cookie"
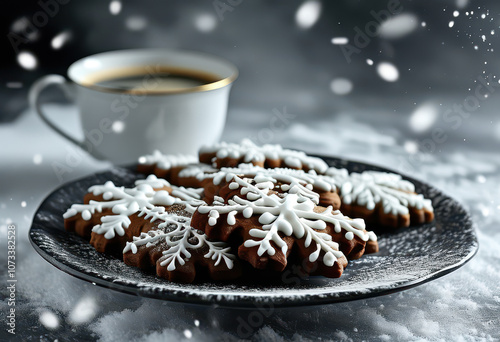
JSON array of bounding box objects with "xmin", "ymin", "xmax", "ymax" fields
[
  {"xmin": 191, "ymin": 173, "xmax": 378, "ymax": 278},
  {"xmin": 326, "ymin": 169, "xmax": 435, "ymax": 229},
  {"xmin": 64, "ymin": 175, "xmax": 240, "ymax": 282},
  {"xmin": 199, "ymin": 139, "xmax": 329, "ymax": 172},
  {"xmin": 122, "ymin": 207, "xmax": 240, "ymax": 283},
  {"xmin": 63, "ymin": 175, "xmax": 204, "ymax": 253}
]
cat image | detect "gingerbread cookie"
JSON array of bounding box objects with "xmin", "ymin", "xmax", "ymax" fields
[
  {"xmin": 191, "ymin": 173, "xmax": 378, "ymax": 278},
  {"xmin": 64, "ymin": 176, "xmax": 240, "ymax": 282},
  {"xmin": 199, "ymin": 139, "xmax": 329, "ymax": 172},
  {"xmin": 123, "ymin": 207, "xmax": 240, "ymax": 283},
  {"xmin": 64, "ymin": 175, "xmax": 204, "ymax": 253},
  {"xmin": 326, "ymin": 168, "xmax": 434, "ymax": 229}
]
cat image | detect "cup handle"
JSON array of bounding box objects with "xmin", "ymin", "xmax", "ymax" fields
[{"xmin": 29, "ymin": 75, "xmax": 85, "ymax": 149}]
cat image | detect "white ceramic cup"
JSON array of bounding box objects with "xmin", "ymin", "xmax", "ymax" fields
[{"xmin": 29, "ymin": 49, "xmax": 238, "ymax": 164}]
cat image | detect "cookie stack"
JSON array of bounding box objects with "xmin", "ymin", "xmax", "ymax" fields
[{"xmin": 64, "ymin": 140, "xmax": 434, "ymax": 283}]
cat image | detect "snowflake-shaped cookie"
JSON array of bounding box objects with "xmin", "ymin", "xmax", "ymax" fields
[
  {"xmin": 326, "ymin": 168, "xmax": 435, "ymax": 229},
  {"xmin": 64, "ymin": 175, "xmax": 204, "ymax": 252},
  {"xmin": 199, "ymin": 139, "xmax": 329, "ymax": 173},
  {"xmin": 123, "ymin": 207, "xmax": 238, "ymax": 283},
  {"xmin": 191, "ymin": 173, "xmax": 378, "ymax": 277}
]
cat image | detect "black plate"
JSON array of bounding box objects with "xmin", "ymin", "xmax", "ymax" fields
[{"xmin": 29, "ymin": 156, "xmax": 478, "ymax": 307}]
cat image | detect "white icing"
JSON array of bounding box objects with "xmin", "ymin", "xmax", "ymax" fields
[
  {"xmin": 197, "ymin": 174, "xmax": 373, "ymax": 266},
  {"xmin": 138, "ymin": 150, "xmax": 198, "ymax": 170},
  {"xmin": 200, "ymin": 139, "xmax": 329, "ymax": 173},
  {"xmin": 324, "ymin": 166, "xmax": 349, "ymax": 179},
  {"xmin": 63, "ymin": 175, "xmax": 205, "ymax": 239},
  {"xmin": 177, "ymin": 163, "xmax": 217, "ymax": 178},
  {"xmin": 123, "ymin": 207, "xmax": 235, "ymax": 271},
  {"xmin": 169, "ymin": 186, "xmax": 204, "ymax": 211},
  {"xmin": 134, "ymin": 176, "xmax": 170, "ymax": 191}
]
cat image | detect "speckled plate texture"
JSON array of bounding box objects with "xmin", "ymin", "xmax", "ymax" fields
[{"xmin": 29, "ymin": 156, "xmax": 478, "ymax": 308}]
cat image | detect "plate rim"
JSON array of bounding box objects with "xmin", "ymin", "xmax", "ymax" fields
[{"xmin": 29, "ymin": 156, "xmax": 479, "ymax": 308}]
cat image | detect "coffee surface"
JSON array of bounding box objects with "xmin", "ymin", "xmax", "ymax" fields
[
  {"xmin": 96, "ymin": 73, "xmax": 211, "ymax": 91},
  {"xmin": 82, "ymin": 67, "xmax": 220, "ymax": 92}
]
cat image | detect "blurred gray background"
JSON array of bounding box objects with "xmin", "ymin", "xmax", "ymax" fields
[{"xmin": 2, "ymin": 0, "xmax": 499, "ymax": 152}]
